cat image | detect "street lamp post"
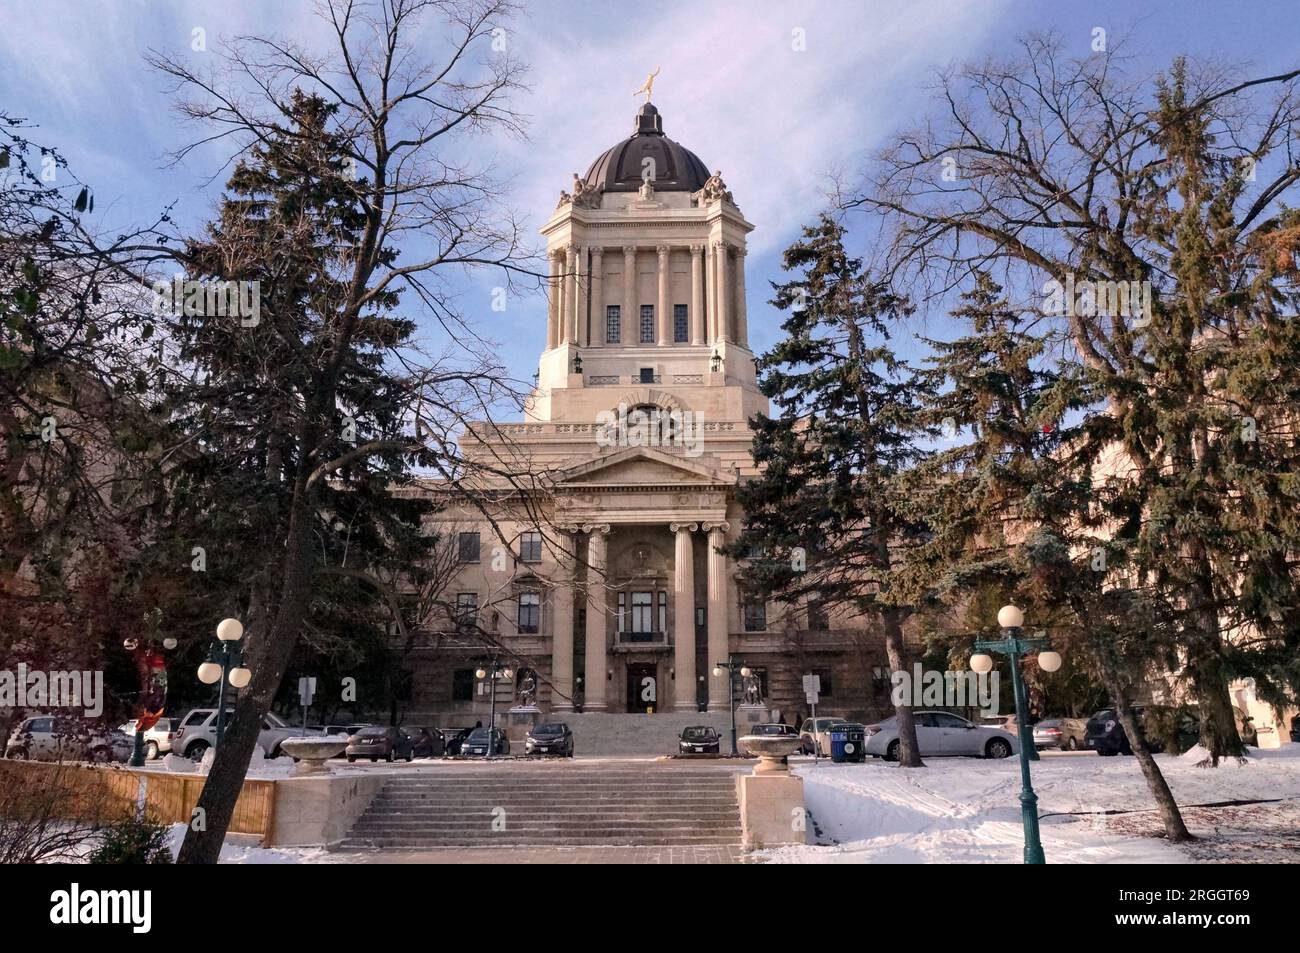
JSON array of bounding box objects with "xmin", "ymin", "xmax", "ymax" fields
[
  {"xmin": 969, "ymin": 604, "xmax": 1063, "ymax": 865},
  {"xmin": 711, "ymin": 655, "xmax": 750, "ymax": 756},
  {"xmin": 197, "ymin": 618, "xmax": 252, "ymax": 750},
  {"xmin": 475, "ymin": 656, "xmax": 514, "ymax": 758}
]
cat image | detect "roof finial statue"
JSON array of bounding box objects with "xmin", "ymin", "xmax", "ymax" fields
[{"xmin": 633, "ymin": 66, "xmax": 661, "ymax": 103}]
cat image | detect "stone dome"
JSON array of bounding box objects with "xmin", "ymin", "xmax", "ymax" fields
[{"xmin": 582, "ymin": 103, "xmax": 710, "ymax": 194}]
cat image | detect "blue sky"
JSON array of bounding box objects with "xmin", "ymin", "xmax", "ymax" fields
[{"xmin": 3, "ymin": 0, "xmax": 1298, "ymax": 396}]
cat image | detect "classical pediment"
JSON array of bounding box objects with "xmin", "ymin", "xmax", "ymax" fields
[{"xmin": 557, "ymin": 447, "xmax": 725, "ymax": 487}]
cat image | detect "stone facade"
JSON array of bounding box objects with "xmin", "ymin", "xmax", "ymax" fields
[{"xmin": 402, "ymin": 103, "xmax": 896, "ymax": 733}]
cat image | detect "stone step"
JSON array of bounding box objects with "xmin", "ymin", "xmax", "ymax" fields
[
  {"xmin": 353, "ymin": 816, "xmax": 743, "ymax": 826},
  {"xmin": 337, "ymin": 835, "xmax": 741, "ymax": 849}
]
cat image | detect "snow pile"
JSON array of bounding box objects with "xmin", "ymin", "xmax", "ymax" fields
[{"xmin": 767, "ymin": 744, "xmax": 1300, "ymax": 864}]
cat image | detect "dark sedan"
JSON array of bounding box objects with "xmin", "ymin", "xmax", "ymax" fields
[
  {"xmin": 345, "ymin": 726, "xmax": 414, "ymax": 762},
  {"xmin": 408, "ymin": 726, "xmax": 445, "ymax": 758},
  {"xmin": 525, "ymin": 722, "xmax": 574, "ymax": 757},
  {"xmin": 678, "ymin": 725, "xmax": 721, "ymax": 755},
  {"xmin": 443, "ymin": 726, "xmax": 475, "ymax": 756},
  {"xmin": 1084, "ymin": 708, "xmax": 1164, "ymax": 756},
  {"xmin": 750, "ymin": 723, "xmax": 800, "ymax": 738},
  {"xmin": 460, "ymin": 727, "xmax": 510, "ymax": 757}
]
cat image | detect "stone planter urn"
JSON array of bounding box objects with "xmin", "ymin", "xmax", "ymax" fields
[
  {"xmin": 738, "ymin": 734, "xmax": 802, "ymax": 774},
  {"xmin": 279, "ymin": 737, "xmax": 348, "ymax": 775}
]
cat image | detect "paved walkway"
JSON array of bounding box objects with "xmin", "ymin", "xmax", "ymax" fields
[{"xmin": 335, "ymin": 845, "xmax": 758, "ymax": 863}]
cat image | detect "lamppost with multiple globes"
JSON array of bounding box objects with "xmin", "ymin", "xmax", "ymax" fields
[
  {"xmin": 969, "ymin": 604, "xmax": 1063, "ymax": 865},
  {"xmin": 711, "ymin": 655, "xmax": 750, "ymax": 756},
  {"xmin": 475, "ymin": 656, "xmax": 514, "ymax": 757},
  {"xmin": 197, "ymin": 618, "xmax": 252, "ymax": 750}
]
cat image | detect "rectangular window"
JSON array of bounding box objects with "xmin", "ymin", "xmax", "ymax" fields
[
  {"xmin": 517, "ymin": 592, "xmax": 541, "ymax": 634},
  {"xmin": 455, "ymin": 592, "xmax": 478, "ymax": 627},
  {"xmin": 518, "ymin": 531, "xmax": 542, "ymax": 563},
  {"xmin": 742, "ymin": 593, "xmax": 767, "ymax": 632},
  {"xmin": 674, "ymin": 304, "xmax": 688, "ymax": 343},
  {"xmin": 631, "ymin": 592, "xmax": 654, "ymax": 634},
  {"xmin": 457, "ymin": 532, "xmax": 480, "ymax": 563},
  {"xmin": 658, "ymin": 591, "xmax": 668, "ymax": 633},
  {"xmin": 807, "ymin": 596, "xmax": 828, "ymax": 631},
  {"xmin": 640, "ymin": 305, "xmax": 655, "ymax": 343},
  {"xmin": 639, "ymin": 367, "xmax": 655, "ymax": 384},
  {"xmin": 606, "ymin": 305, "xmax": 621, "ymax": 344},
  {"xmin": 617, "ymin": 592, "xmax": 626, "ymax": 633},
  {"xmin": 452, "ymin": 669, "xmax": 475, "ymax": 701}
]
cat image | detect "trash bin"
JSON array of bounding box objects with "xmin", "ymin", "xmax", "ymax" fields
[{"xmin": 830, "ymin": 724, "xmax": 866, "ymax": 763}]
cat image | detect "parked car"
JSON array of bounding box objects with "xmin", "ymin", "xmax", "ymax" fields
[
  {"xmin": 307, "ymin": 724, "xmax": 372, "ymax": 757},
  {"xmin": 798, "ymin": 717, "xmax": 849, "ymax": 756},
  {"xmin": 1032, "ymin": 717, "xmax": 1088, "ymax": 751},
  {"xmin": 459, "ymin": 726, "xmax": 509, "ymax": 757},
  {"xmin": 750, "ymin": 723, "xmax": 800, "ymax": 738},
  {"xmin": 525, "ymin": 722, "xmax": 574, "ymax": 757},
  {"xmin": 443, "ymin": 726, "xmax": 475, "ymax": 756},
  {"xmin": 346, "ymin": 725, "xmax": 414, "ymax": 763},
  {"xmin": 117, "ymin": 717, "xmax": 180, "ymax": 760},
  {"xmin": 5, "ymin": 716, "xmax": 130, "ymax": 763},
  {"xmin": 678, "ymin": 725, "xmax": 721, "ymax": 754},
  {"xmin": 173, "ymin": 708, "xmax": 315, "ymax": 761},
  {"xmin": 1084, "ymin": 708, "xmax": 1164, "ymax": 756},
  {"xmin": 408, "ymin": 726, "xmax": 445, "ymax": 758},
  {"xmin": 864, "ymin": 710, "xmax": 1019, "ymax": 760}
]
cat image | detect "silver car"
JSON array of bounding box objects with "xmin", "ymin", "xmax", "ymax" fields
[
  {"xmin": 4, "ymin": 716, "xmax": 131, "ymax": 763},
  {"xmin": 864, "ymin": 710, "xmax": 1019, "ymax": 760},
  {"xmin": 799, "ymin": 717, "xmax": 849, "ymax": 756}
]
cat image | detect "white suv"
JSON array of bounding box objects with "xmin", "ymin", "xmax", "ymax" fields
[{"xmin": 173, "ymin": 709, "xmax": 313, "ymax": 760}]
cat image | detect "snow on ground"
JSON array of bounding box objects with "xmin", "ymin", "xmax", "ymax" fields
[{"xmin": 765, "ymin": 746, "xmax": 1300, "ymax": 864}]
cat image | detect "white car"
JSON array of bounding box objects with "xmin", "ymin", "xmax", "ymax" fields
[
  {"xmin": 117, "ymin": 717, "xmax": 180, "ymax": 760},
  {"xmin": 4, "ymin": 716, "xmax": 132, "ymax": 763},
  {"xmin": 173, "ymin": 708, "xmax": 316, "ymax": 760},
  {"xmin": 864, "ymin": 710, "xmax": 1019, "ymax": 760}
]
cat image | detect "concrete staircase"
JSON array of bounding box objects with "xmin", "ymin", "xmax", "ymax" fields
[
  {"xmin": 338, "ymin": 763, "xmax": 743, "ymax": 849},
  {"xmin": 562, "ymin": 711, "xmax": 733, "ymax": 755}
]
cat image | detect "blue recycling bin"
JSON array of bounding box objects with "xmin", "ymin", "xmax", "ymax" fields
[{"xmin": 830, "ymin": 724, "xmax": 866, "ymax": 763}]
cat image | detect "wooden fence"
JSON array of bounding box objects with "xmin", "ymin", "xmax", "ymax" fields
[{"xmin": 0, "ymin": 760, "xmax": 277, "ymax": 840}]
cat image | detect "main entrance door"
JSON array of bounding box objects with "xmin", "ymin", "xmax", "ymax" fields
[{"xmin": 626, "ymin": 664, "xmax": 657, "ymax": 713}]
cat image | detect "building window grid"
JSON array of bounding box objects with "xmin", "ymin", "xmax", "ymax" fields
[
  {"xmin": 457, "ymin": 532, "xmax": 480, "ymax": 563},
  {"xmin": 518, "ymin": 531, "xmax": 542, "ymax": 563},
  {"xmin": 673, "ymin": 304, "xmax": 688, "ymax": 343},
  {"xmin": 742, "ymin": 592, "xmax": 767, "ymax": 632},
  {"xmin": 517, "ymin": 591, "xmax": 541, "ymax": 634},
  {"xmin": 640, "ymin": 305, "xmax": 655, "ymax": 343},
  {"xmin": 606, "ymin": 305, "xmax": 621, "ymax": 344},
  {"xmin": 455, "ymin": 592, "xmax": 478, "ymax": 627}
]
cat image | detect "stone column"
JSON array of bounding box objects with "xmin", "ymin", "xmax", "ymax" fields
[
  {"xmin": 575, "ymin": 245, "xmax": 588, "ymax": 347},
  {"xmin": 734, "ymin": 247, "xmax": 748, "ymax": 348},
  {"xmin": 550, "ymin": 529, "xmax": 575, "ymax": 711},
  {"xmin": 716, "ymin": 241, "xmax": 731, "ymax": 344},
  {"xmin": 706, "ymin": 243, "xmax": 717, "ymax": 343},
  {"xmin": 704, "ymin": 521, "xmax": 731, "ymax": 711},
  {"xmin": 656, "ymin": 244, "xmax": 670, "ymax": 345},
  {"xmin": 622, "ymin": 245, "xmax": 637, "ymax": 346},
  {"xmin": 547, "ymin": 249, "xmax": 561, "ymax": 350},
  {"xmin": 583, "ymin": 524, "xmax": 610, "ymax": 711},
  {"xmin": 689, "ymin": 244, "xmax": 705, "ymax": 345},
  {"xmin": 563, "ymin": 245, "xmax": 578, "ymax": 345},
  {"xmin": 671, "ymin": 522, "xmax": 698, "ymax": 711},
  {"xmin": 590, "ymin": 247, "xmax": 604, "ymax": 346}
]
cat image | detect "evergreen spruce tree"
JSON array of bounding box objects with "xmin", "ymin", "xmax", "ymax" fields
[
  {"xmin": 161, "ymin": 93, "xmax": 435, "ymax": 862},
  {"xmin": 908, "ymin": 271, "xmax": 1192, "ymax": 841},
  {"xmin": 732, "ymin": 214, "xmax": 932, "ymax": 767}
]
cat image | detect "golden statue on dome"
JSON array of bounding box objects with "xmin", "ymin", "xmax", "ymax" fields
[{"xmin": 633, "ymin": 66, "xmax": 661, "ymax": 103}]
